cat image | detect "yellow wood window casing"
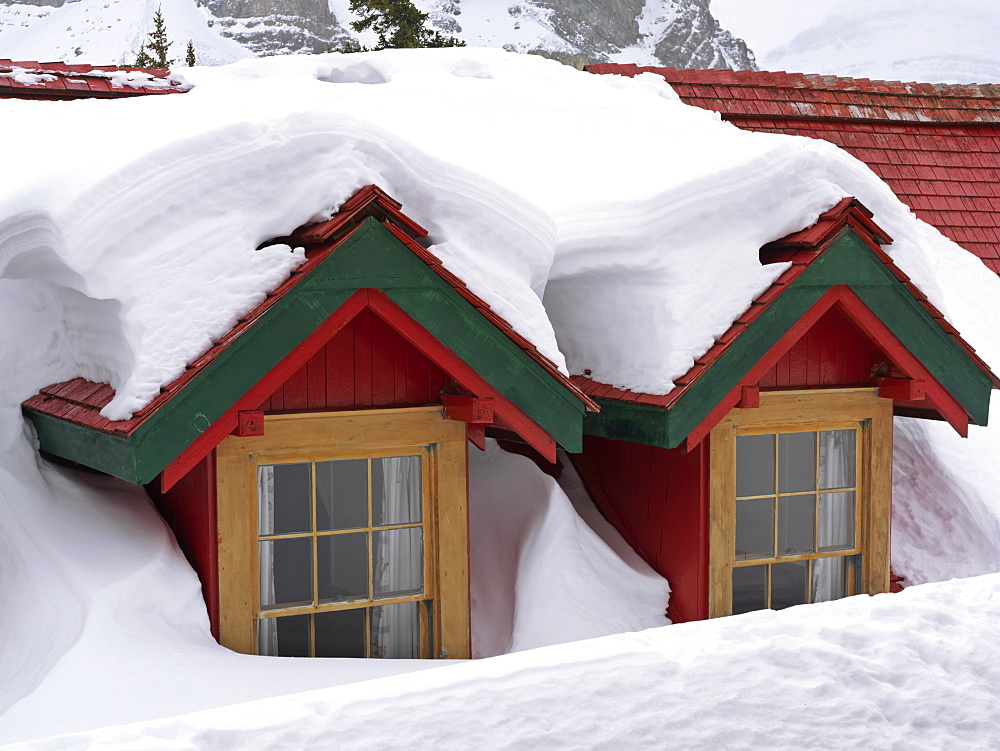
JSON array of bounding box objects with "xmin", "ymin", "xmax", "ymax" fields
[
  {"xmin": 216, "ymin": 407, "xmax": 470, "ymax": 659},
  {"xmin": 708, "ymin": 389, "xmax": 893, "ymax": 618}
]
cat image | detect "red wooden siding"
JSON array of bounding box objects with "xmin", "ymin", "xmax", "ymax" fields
[
  {"xmin": 572, "ymin": 435, "xmax": 708, "ymax": 623},
  {"xmin": 757, "ymin": 306, "xmax": 892, "ymax": 389},
  {"xmin": 145, "ymin": 452, "xmax": 220, "ymax": 639},
  {"xmin": 258, "ymin": 308, "xmax": 449, "ymax": 413}
]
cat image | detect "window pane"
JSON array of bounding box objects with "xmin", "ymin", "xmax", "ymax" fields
[
  {"xmin": 317, "ymin": 533, "xmax": 369, "ymax": 603},
  {"xmin": 315, "ymin": 609, "xmax": 367, "ymax": 658},
  {"xmin": 258, "ymin": 463, "xmax": 311, "ymax": 536},
  {"xmin": 370, "ymin": 601, "xmax": 422, "ymax": 659},
  {"xmin": 812, "ymin": 556, "xmax": 847, "ymax": 603},
  {"xmin": 736, "ymin": 434, "xmax": 774, "ymax": 497},
  {"xmin": 735, "ymin": 497, "xmax": 774, "ymax": 560},
  {"xmin": 771, "ymin": 560, "xmax": 809, "ymax": 610},
  {"xmin": 779, "ymin": 432, "xmax": 816, "ymax": 493},
  {"xmin": 373, "ymin": 528, "xmax": 424, "ymax": 599},
  {"xmin": 256, "ymin": 614, "xmax": 309, "ymax": 657},
  {"xmin": 819, "ymin": 491, "xmax": 856, "ymax": 551},
  {"xmin": 778, "ymin": 495, "xmax": 816, "ymax": 556},
  {"xmin": 259, "ymin": 537, "xmax": 313, "ymax": 609},
  {"xmin": 373, "ymin": 456, "xmax": 422, "ymax": 526},
  {"xmin": 819, "ymin": 430, "xmax": 856, "ymax": 490},
  {"xmin": 316, "ymin": 459, "xmax": 368, "ymax": 532},
  {"xmin": 732, "ymin": 566, "xmax": 767, "ymax": 615}
]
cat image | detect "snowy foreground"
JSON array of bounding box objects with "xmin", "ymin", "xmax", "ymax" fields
[
  {"xmin": 3, "ymin": 49, "xmax": 1000, "ymax": 746},
  {"xmin": 11, "ymin": 573, "xmax": 1000, "ymax": 749}
]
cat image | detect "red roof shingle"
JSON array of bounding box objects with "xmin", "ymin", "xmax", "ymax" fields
[{"xmin": 0, "ymin": 59, "xmax": 186, "ymax": 99}]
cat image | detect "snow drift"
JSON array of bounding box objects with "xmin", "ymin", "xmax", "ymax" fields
[{"xmin": 2, "ymin": 48, "xmax": 1000, "ymax": 743}]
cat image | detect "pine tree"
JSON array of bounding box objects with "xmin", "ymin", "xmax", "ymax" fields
[
  {"xmin": 348, "ymin": 0, "xmax": 464, "ymax": 50},
  {"xmin": 134, "ymin": 6, "xmax": 174, "ymax": 68},
  {"xmin": 186, "ymin": 40, "xmax": 196, "ymax": 67}
]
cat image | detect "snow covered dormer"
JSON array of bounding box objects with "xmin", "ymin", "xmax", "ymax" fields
[
  {"xmin": 570, "ymin": 198, "xmax": 999, "ymax": 623},
  {"xmin": 22, "ymin": 185, "xmax": 596, "ymax": 661}
]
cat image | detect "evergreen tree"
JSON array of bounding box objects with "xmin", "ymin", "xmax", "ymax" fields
[
  {"xmin": 348, "ymin": 0, "xmax": 464, "ymax": 50},
  {"xmin": 186, "ymin": 40, "xmax": 196, "ymax": 67},
  {"xmin": 134, "ymin": 6, "xmax": 174, "ymax": 68}
]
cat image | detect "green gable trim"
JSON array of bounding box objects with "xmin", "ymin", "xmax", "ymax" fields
[
  {"xmin": 584, "ymin": 228, "xmax": 994, "ymax": 448},
  {"xmin": 29, "ymin": 219, "xmax": 588, "ymax": 485}
]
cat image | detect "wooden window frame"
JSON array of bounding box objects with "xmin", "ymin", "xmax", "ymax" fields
[
  {"xmin": 708, "ymin": 388, "xmax": 892, "ymax": 618},
  {"xmin": 216, "ymin": 407, "xmax": 470, "ymax": 659}
]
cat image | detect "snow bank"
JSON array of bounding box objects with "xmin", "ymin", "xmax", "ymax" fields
[
  {"xmin": 3, "ymin": 48, "xmax": 1000, "ymax": 744},
  {"xmin": 469, "ymin": 442, "xmax": 668, "ymax": 657},
  {"xmin": 17, "ymin": 574, "xmax": 1000, "ymax": 750}
]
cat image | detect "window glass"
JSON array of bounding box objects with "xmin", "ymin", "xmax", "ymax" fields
[
  {"xmin": 819, "ymin": 491, "xmax": 856, "ymax": 551},
  {"xmin": 373, "ymin": 528, "xmax": 424, "ymax": 599},
  {"xmin": 315, "ymin": 609, "xmax": 367, "ymax": 658},
  {"xmin": 370, "ymin": 602, "xmax": 422, "ymax": 659},
  {"xmin": 819, "ymin": 430, "xmax": 856, "ymax": 490},
  {"xmin": 258, "ymin": 463, "xmax": 311, "ymax": 536},
  {"xmin": 732, "ymin": 566, "xmax": 767, "ymax": 615},
  {"xmin": 778, "ymin": 495, "xmax": 815, "ymax": 556},
  {"xmin": 779, "ymin": 432, "xmax": 816, "ymax": 493},
  {"xmin": 735, "ymin": 497, "xmax": 774, "ymax": 559},
  {"xmin": 257, "ymin": 614, "xmax": 309, "ymax": 658},
  {"xmin": 259, "ymin": 537, "xmax": 312, "ymax": 608},
  {"xmin": 317, "ymin": 533, "xmax": 369, "ymax": 603},
  {"xmin": 812, "ymin": 556, "xmax": 847, "ymax": 603},
  {"xmin": 771, "ymin": 560, "xmax": 808, "ymax": 610},
  {"xmin": 736, "ymin": 434, "xmax": 774, "ymax": 497},
  {"xmin": 373, "ymin": 456, "xmax": 422, "ymax": 526},
  {"xmin": 316, "ymin": 459, "xmax": 368, "ymax": 531}
]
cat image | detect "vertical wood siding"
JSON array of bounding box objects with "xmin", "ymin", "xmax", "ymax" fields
[
  {"xmin": 757, "ymin": 306, "xmax": 890, "ymax": 389},
  {"xmin": 572, "ymin": 435, "xmax": 708, "ymax": 623},
  {"xmin": 146, "ymin": 452, "xmax": 220, "ymax": 638},
  {"xmin": 258, "ymin": 308, "xmax": 449, "ymax": 412}
]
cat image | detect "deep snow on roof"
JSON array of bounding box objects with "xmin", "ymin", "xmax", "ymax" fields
[{"xmin": 590, "ymin": 64, "xmax": 1000, "ymax": 274}]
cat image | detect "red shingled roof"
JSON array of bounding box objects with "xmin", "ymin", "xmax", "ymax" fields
[
  {"xmin": 0, "ymin": 59, "xmax": 186, "ymax": 99},
  {"xmin": 24, "ymin": 185, "xmax": 594, "ymax": 434},
  {"xmin": 570, "ymin": 197, "xmax": 1000, "ymax": 407},
  {"xmin": 588, "ymin": 64, "xmax": 1000, "ymax": 275}
]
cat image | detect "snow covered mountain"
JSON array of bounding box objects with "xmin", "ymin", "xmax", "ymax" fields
[{"xmin": 0, "ymin": 0, "xmax": 756, "ymax": 69}]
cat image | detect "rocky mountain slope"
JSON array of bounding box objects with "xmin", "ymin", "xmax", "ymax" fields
[{"xmin": 0, "ymin": 0, "xmax": 756, "ymax": 70}]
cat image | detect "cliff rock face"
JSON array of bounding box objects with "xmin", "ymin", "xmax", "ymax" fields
[
  {"xmin": 200, "ymin": 0, "xmax": 351, "ymax": 55},
  {"xmin": 199, "ymin": 0, "xmax": 755, "ymax": 68},
  {"xmin": 0, "ymin": 0, "xmax": 756, "ymax": 70}
]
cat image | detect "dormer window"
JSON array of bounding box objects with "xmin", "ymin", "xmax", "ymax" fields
[{"xmin": 708, "ymin": 388, "xmax": 892, "ymax": 618}]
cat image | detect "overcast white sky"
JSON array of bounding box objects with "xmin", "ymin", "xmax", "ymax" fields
[{"xmin": 711, "ymin": 0, "xmax": 840, "ymax": 57}]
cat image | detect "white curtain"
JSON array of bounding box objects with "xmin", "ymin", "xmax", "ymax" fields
[
  {"xmin": 257, "ymin": 465, "xmax": 278, "ymax": 655},
  {"xmin": 814, "ymin": 431, "xmax": 854, "ymax": 602},
  {"xmin": 371, "ymin": 456, "xmax": 422, "ymax": 658}
]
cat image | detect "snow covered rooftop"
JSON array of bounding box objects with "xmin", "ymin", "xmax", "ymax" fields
[
  {"xmin": 590, "ymin": 64, "xmax": 1000, "ymax": 275},
  {"xmin": 4, "ymin": 48, "xmax": 1000, "ymax": 745}
]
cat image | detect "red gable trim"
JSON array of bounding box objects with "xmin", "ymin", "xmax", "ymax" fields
[
  {"xmin": 161, "ymin": 288, "xmax": 559, "ymax": 489},
  {"xmin": 683, "ymin": 285, "xmax": 971, "ymax": 450},
  {"xmin": 0, "ymin": 59, "xmax": 186, "ymax": 99}
]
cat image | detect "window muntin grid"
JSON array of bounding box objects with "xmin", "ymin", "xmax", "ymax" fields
[
  {"xmin": 734, "ymin": 428, "xmax": 860, "ymax": 563},
  {"xmin": 732, "ymin": 426, "xmax": 862, "ymax": 614},
  {"xmin": 254, "ymin": 451, "xmax": 431, "ymax": 657}
]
